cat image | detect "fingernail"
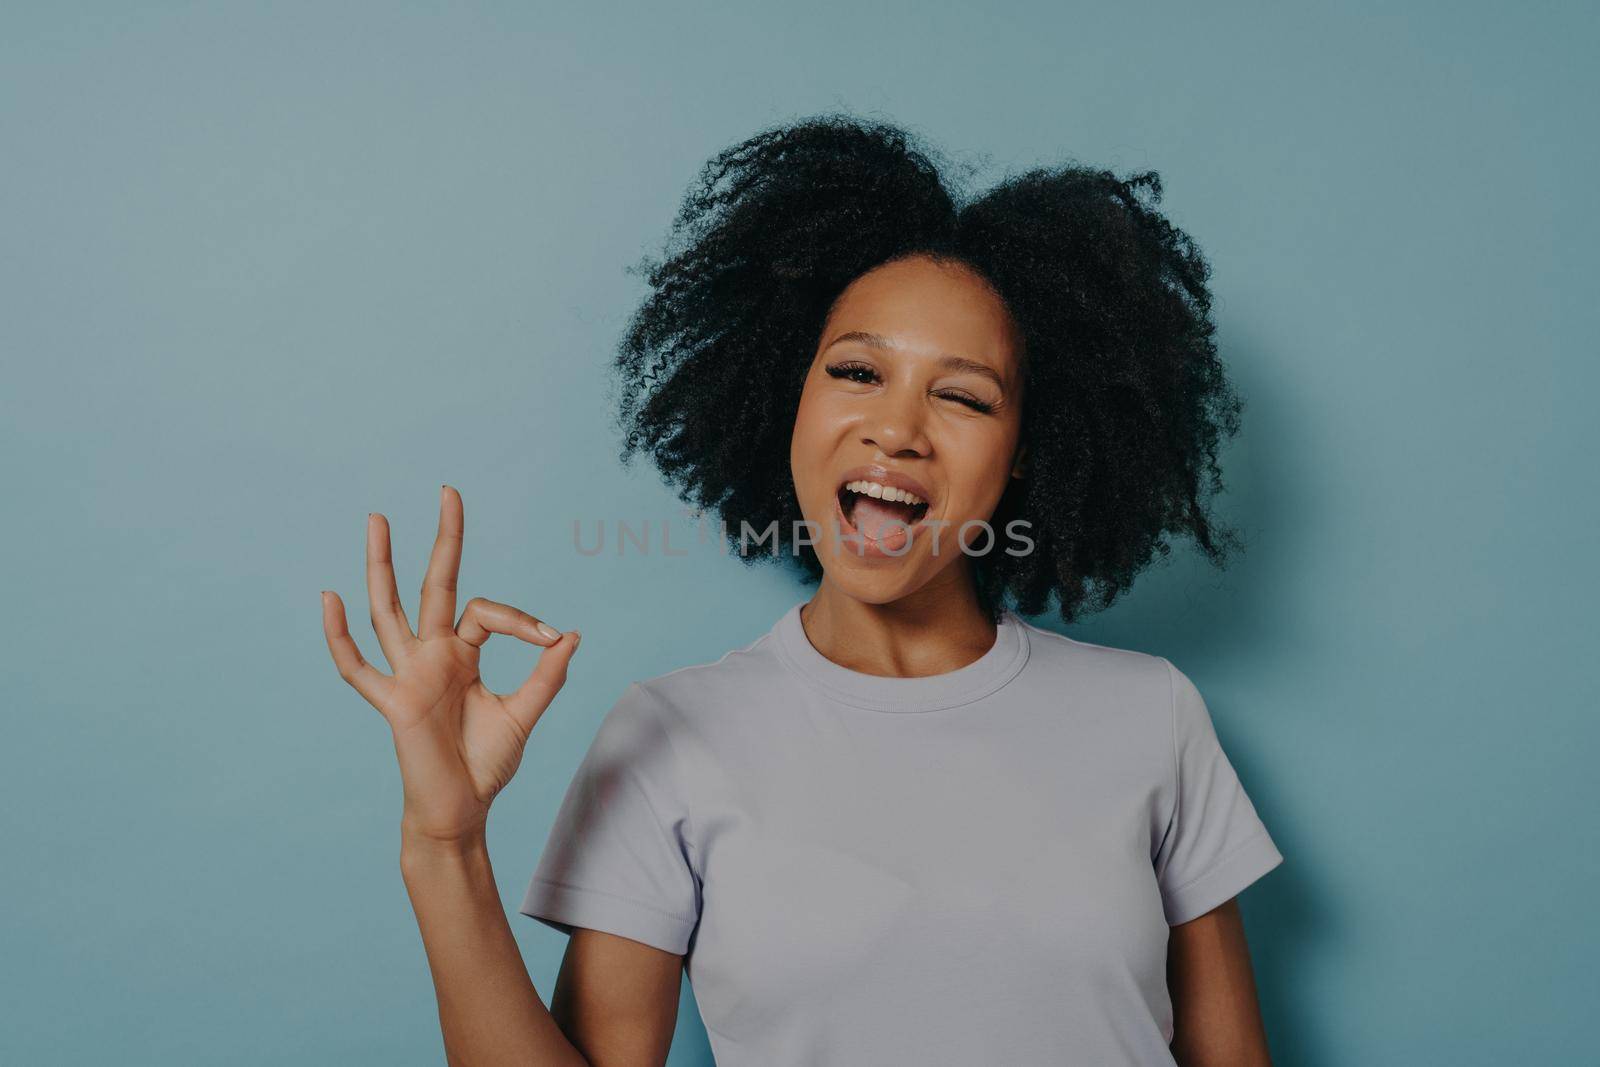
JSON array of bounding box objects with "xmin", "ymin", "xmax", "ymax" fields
[
  {"xmin": 572, "ymin": 630, "xmax": 582, "ymax": 648},
  {"xmin": 536, "ymin": 622, "xmax": 561, "ymax": 642}
]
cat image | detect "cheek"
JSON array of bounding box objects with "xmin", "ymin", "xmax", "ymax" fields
[
  {"xmin": 790, "ymin": 386, "xmax": 821, "ymax": 446},
  {"xmin": 939, "ymin": 425, "xmax": 1020, "ymax": 518},
  {"xmin": 789, "ymin": 384, "xmax": 841, "ymax": 502}
]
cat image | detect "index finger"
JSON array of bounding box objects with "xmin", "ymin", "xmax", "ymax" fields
[{"xmin": 418, "ymin": 484, "xmax": 464, "ymax": 638}]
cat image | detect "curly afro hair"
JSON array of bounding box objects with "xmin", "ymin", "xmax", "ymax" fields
[{"xmin": 612, "ymin": 113, "xmax": 1245, "ymax": 624}]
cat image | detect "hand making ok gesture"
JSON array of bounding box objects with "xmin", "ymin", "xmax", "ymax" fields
[{"xmin": 320, "ymin": 485, "xmax": 581, "ymax": 842}]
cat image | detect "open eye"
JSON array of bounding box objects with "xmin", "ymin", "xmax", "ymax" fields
[{"xmin": 825, "ymin": 361, "xmax": 879, "ymax": 385}]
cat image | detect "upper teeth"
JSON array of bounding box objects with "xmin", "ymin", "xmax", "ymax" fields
[{"xmin": 844, "ymin": 480, "xmax": 924, "ymax": 506}]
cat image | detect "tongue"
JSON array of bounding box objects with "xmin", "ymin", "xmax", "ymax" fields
[{"xmin": 852, "ymin": 497, "xmax": 916, "ymax": 549}]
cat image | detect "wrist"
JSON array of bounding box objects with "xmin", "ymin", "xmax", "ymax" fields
[{"xmin": 399, "ymin": 819, "xmax": 489, "ymax": 873}]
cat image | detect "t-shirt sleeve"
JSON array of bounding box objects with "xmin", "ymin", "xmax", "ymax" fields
[
  {"xmin": 519, "ymin": 681, "xmax": 702, "ymax": 954},
  {"xmin": 1153, "ymin": 658, "xmax": 1283, "ymax": 926}
]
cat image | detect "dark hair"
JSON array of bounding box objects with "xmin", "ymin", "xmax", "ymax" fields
[{"xmin": 611, "ymin": 113, "xmax": 1244, "ymax": 623}]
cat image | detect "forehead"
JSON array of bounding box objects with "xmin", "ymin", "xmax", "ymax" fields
[{"xmin": 821, "ymin": 256, "xmax": 1021, "ymax": 375}]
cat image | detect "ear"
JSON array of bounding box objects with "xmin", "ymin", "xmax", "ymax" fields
[{"xmin": 1011, "ymin": 445, "xmax": 1027, "ymax": 480}]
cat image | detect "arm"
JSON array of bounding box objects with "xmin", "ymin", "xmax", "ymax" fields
[
  {"xmin": 548, "ymin": 929, "xmax": 685, "ymax": 1065},
  {"xmin": 323, "ymin": 486, "xmax": 680, "ymax": 1066},
  {"xmin": 1167, "ymin": 897, "xmax": 1273, "ymax": 1067},
  {"xmin": 401, "ymin": 830, "xmax": 590, "ymax": 1067},
  {"xmin": 401, "ymin": 830, "xmax": 685, "ymax": 1067}
]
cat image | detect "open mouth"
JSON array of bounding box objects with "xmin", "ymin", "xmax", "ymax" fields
[{"xmin": 836, "ymin": 478, "xmax": 931, "ymax": 548}]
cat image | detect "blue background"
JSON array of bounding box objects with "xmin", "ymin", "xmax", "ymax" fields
[{"xmin": 3, "ymin": 2, "xmax": 1594, "ymax": 1063}]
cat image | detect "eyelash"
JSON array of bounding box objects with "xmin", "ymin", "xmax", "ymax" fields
[{"xmin": 824, "ymin": 361, "xmax": 996, "ymax": 414}]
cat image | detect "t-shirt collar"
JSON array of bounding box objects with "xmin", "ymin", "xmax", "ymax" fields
[{"xmin": 771, "ymin": 600, "xmax": 1030, "ymax": 713}]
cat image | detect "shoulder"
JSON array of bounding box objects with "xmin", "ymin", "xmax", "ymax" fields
[
  {"xmin": 1008, "ymin": 614, "xmax": 1190, "ymax": 748},
  {"xmin": 1017, "ymin": 622, "xmax": 1231, "ymax": 767},
  {"xmin": 620, "ymin": 625, "xmax": 785, "ymax": 728},
  {"xmin": 1012, "ymin": 613, "xmax": 1174, "ymax": 695}
]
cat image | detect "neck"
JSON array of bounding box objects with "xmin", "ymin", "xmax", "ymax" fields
[{"xmin": 800, "ymin": 568, "xmax": 999, "ymax": 679}]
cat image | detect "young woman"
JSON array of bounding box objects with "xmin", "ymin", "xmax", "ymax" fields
[{"xmin": 321, "ymin": 116, "xmax": 1282, "ymax": 1066}]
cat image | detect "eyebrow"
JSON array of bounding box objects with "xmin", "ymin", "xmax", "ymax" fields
[{"xmin": 823, "ymin": 330, "xmax": 1006, "ymax": 388}]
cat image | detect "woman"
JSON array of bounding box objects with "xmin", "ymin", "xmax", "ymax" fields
[{"xmin": 321, "ymin": 115, "xmax": 1282, "ymax": 1066}]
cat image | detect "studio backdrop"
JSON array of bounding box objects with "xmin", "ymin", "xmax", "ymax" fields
[{"xmin": 2, "ymin": 2, "xmax": 1594, "ymax": 1064}]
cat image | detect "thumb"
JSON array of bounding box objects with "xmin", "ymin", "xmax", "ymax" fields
[{"xmin": 503, "ymin": 630, "xmax": 581, "ymax": 736}]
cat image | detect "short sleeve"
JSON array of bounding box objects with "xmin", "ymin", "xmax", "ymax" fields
[
  {"xmin": 520, "ymin": 682, "xmax": 702, "ymax": 954},
  {"xmin": 1153, "ymin": 658, "xmax": 1283, "ymax": 925}
]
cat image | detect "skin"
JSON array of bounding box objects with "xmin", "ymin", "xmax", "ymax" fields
[
  {"xmin": 321, "ymin": 253, "xmax": 1273, "ymax": 1066},
  {"xmin": 788, "ymin": 255, "xmax": 1027, "ymax": 673}
]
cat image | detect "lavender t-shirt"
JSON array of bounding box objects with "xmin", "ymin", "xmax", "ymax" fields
[{"xmin": 522, "ymin": 602, "xmax": 1282, "ymax": 1065}]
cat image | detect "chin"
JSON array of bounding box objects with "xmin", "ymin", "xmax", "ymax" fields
[
  {"xmin": 811, "ymin": 536, "xmax": 963, "ymax": 608},
  {"xmin": 824, "ymin": 564, "xmax": 922, "ymax": 603}
]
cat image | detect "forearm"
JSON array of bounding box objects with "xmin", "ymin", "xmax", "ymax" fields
[
  {"xmin": 1167, "ymin": 900, "xmax": 1272, "ymax": 1067},
  {"xmin": 400, "ymin": 828, "xmax": 589, "ymax": 1067}
]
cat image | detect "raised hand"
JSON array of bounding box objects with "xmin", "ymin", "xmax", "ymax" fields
[{"xmin": 321, "ymin": 485, "xmax": 580, "ymax": 842}]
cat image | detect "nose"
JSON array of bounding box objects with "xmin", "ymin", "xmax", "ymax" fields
[{"xmin": 860, "ymin": 387, "xmax": 931, "ymax": 458}]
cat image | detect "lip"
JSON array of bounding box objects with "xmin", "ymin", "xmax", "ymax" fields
[
  {"xmin": 831, "ymin": 464, "xmax": 937, "ymax": 560},
  {"xmin": 834, "ymin": 464, "xmax": 935, "ymax": 508}
]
